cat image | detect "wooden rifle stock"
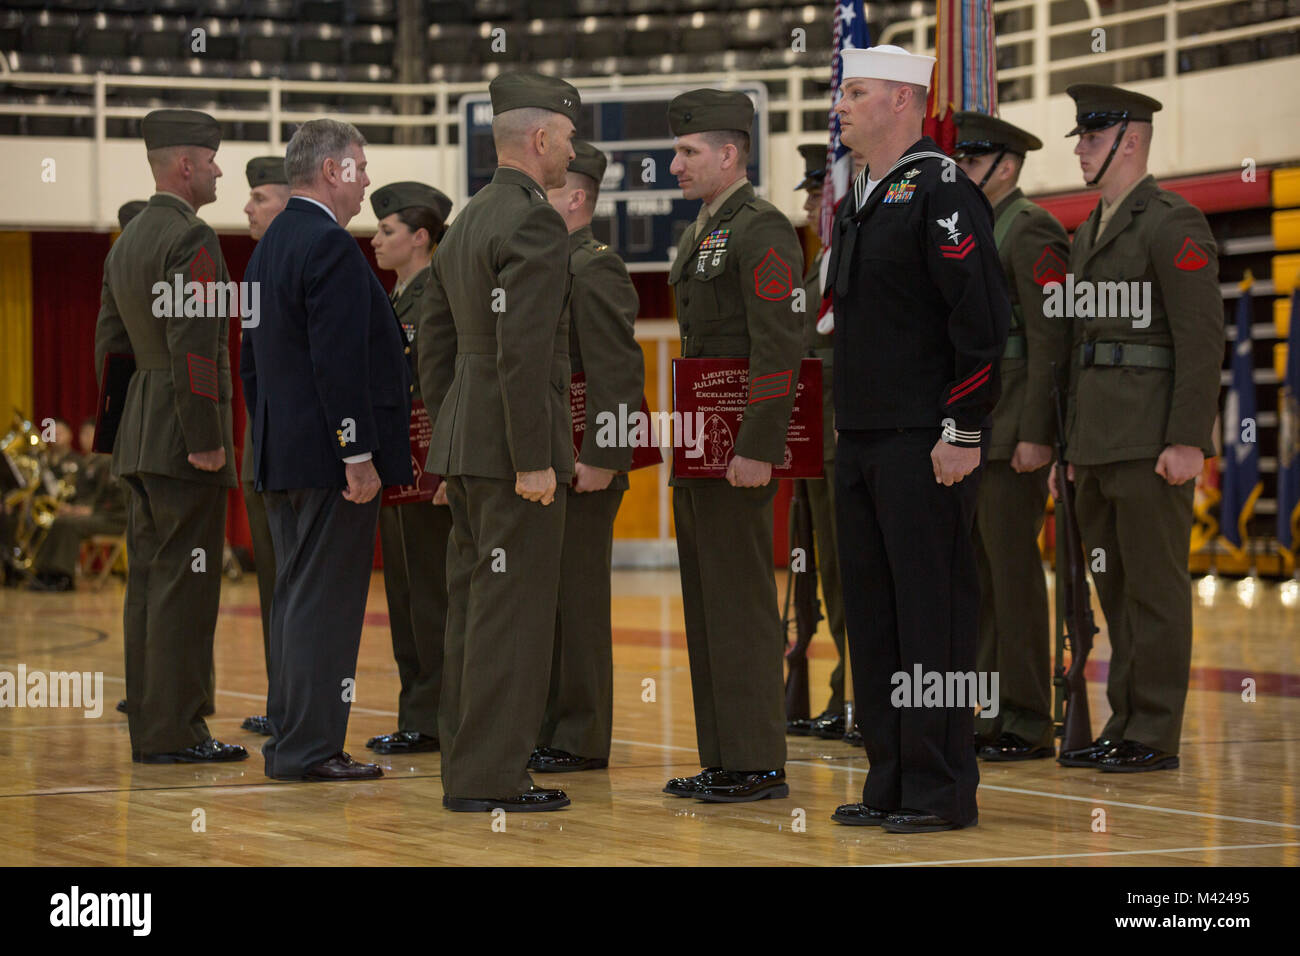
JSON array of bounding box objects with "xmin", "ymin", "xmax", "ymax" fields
[{"xmin": 783, "ymin": 479, "xmax": 822, "ymax": 721}]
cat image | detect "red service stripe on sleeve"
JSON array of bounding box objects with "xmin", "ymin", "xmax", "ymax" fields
[
  {"xmin": 187, "ymin": 353, "xmax": 219, "ymax": 401},
  {"xmin": 945, "ymin": 369, "xmax": 991, "ymax": 405},
  {"xmin": 940, "ymin": 235, "xmax": 976, "ymax": 260},
  {"xmin": 949, "ymin": 363, "xmax": 991, "ymax": 395}
]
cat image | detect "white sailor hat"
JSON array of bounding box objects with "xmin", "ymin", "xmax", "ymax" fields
[{"xmin": 841, "ymin": 44, "xmax": 936, "ymax": 90}]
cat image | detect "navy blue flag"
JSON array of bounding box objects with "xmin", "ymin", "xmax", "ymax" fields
[
  {"xmin": 1220, "ymin": 282, "xmax": 1261, "ymax": 556},
  {"xmin": 1278, "ymin": 288, "xmax": 1300, "ymax": 570}
]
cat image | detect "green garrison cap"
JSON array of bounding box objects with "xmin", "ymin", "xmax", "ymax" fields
[
  {"xmin": 489, "ymin": 70, "xmax": 581, "ymax": 124},
  {"xmin": 141, "ymin": 108, "xmax": 221, "ymax": 151},
  {"xmin": 117, "ymin": 200, "xmax": 147, "ymax": 229},
  {"xmin": 795, "ymin": 143, "xmax": 827, "ymax": 191},
  {"xmin": 568, "ymin": 140, "xmax": 608, "ymax": 183},
  {"xmin": 246, "ymin": 156, "xmax": 288, "ymax": 188},
  {"xmin": 953, "ymin": 111, "xmax": 1043, "ymax": 159},
  {"xmin": 668, "ymin": 89, "xmax": 755, "ymax": 137},
  {"xmin": 1065, "ymin": 84, "xmax": 1162, "ymax": 136},
  {"xmin": 370, "ymin": 181, "xmax": 453, "ymax": 224}
]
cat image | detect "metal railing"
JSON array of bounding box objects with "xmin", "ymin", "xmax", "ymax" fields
[{"xmin": 0, "ymin": 0, "xmax": 1296, "ymax": 144}]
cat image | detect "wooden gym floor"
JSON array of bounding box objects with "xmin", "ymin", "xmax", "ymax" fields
[{"xmin": 1, "ymin": 567, "xmax": 1297, "ymax": 867}]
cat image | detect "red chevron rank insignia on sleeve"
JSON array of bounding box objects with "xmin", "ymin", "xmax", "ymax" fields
[
  {"xmin": 1033, "ymin": 247, "xmax": 1067, "ymax": 286},
  {"xmin": 190, "ymin": 247, "xmax": 215, "ymax": 283},
  {"xmin": 749, "ymin": 369, "xmax": 793, "ymax": 404},
  {"xmin": 753, "ymin": 249, "xmax": 792, "ymax": 301},
  {"xmin": 191, "ymin": 247, "xmax": 216, "ymax": 303},
  {"xmin": 1174, "ymin": 237, "xmax": 1209, "ymax": 271},
  {"xmin": 940, "ymin": 235, "xmax": 975, "ymax": 260},
  {"xmin": 187, "ymin": 353, "xmax": 218, "ymax": 401}
]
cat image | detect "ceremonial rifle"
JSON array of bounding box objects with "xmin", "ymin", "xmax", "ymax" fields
[
  {"xmin": 1051, "ymin": 363, "xmax": 1096, "ymax": 753},
  {"xmin": 783, "ymin": 478, "xmax": 822, "ymax": 720}
]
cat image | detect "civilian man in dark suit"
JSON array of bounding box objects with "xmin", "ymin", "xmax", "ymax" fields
[{"xmin": 241, "ymin": 118, "xmax": 413, "ymax": 782}]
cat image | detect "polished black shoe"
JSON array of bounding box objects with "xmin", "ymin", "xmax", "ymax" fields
[
  {"xmin": 443, "ymin": 787, "xmax": 570, "ymax": 812},
  {"xmin": 1057, "ymin": 737, "xmax": 1117, "ymax": 768},
  {"xmin": 1097, "ymin": 739, "xmax": 1179, "ymax": 773},
  {"xmin": 882, "ymin": 809, "xmax": 975, "ymax": 833},
  {"xmin": 303, "ymin": 751, "xmax": 383, "ymax": 781},
  {"xmin": 786, "ymin": 717, "xmax": 815, "ymax": 735},
  {"xmin": 366, "ymin": 729, "xmax": 439, "ymax": 754},
  {"xmin": 663, "ymin": 767, "xmax": 723, "ymax": 797},
  {"xmin": 789, "ymin": 708, "xmax": 837, "ymax": 737},
  {"xmin": 841, "ymin": 726, "xmax": 863, "ymax": 746},
  {"xmin": 695, "ymin": 769, "xmax": 788, "ymax": 803},
  {"xmin": 811, "ymin": 712, "xmax": 847, "ymax": 739},
  {"xmin": 528, "ymin": 747, "xmax": 608, "ymax": 772},
  {"xmin": 116, "ymin": 699, "xmax": 127, "ymax": 714},
  {"xmin": 241, "ymin": 715, "xmax": 272, "ymax": 736},
  {"xmin": 28, "ymin": 572, "xmax": 74, "ymax": 592},
  {"xmin": 139, "ymin": 738, "xmax": 249, "ymax": 764},
  {"xmin": 979, "ymin": 732, "xmax": 1054, "ymax": 762},
  {"xmin": 831, "ymin": 803, "xmax": 889, "ymax": 826}
]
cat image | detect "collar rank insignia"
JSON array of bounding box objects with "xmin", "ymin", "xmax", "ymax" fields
[
  {"xmin": 696, "ymin": 227, "xmax": 731, "ymax": 271},
  {"xmin": 882, "ymin": 179, "xmax": 916, "ymax": 204}
]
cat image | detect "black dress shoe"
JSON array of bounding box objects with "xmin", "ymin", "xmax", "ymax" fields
[
  {"xmin": 116, "ymin": 699, "xmax": 127, "ymax": 714},
  {"xmin": 789, "ymin": 708, "xmax": 837, "ymax": 737},
  {"xmin": 811, "ymin": 712, "xmax": 847, "ymax": 739},
  {"xmin": 241, "ymin": 715, "xmax": 272, "ymax": 736},
  {"xmin": 28, "ymin": 572, "xmax": 74, "ymax": 592},
  {"xmin": 841, "ymin": 726, "xmax": 863, "ymax": 746},
  {"xmin": 303, "ymin": 751, "xmax": 383, "ymax": 781},
  {"xmin": 528, "ymin": 747, "xmax": 608, "ymax": 772},
  {"xmin": 443, "ymin": 787, "xmax": 570, "ymax": 812},
  {"xmin": 882, "ymin": 809, "xmax": 975, "ymax": 833},
  {"xmin": 979, "ymin": 732, "xmax": 1054, "ymax": 762},
  {"xmin": 139, "ymin": 738, "xmax": 249, "ymax": 764},
  {"xmin": 831, "ymin": 803, "xmax": 889, "ymax": 826},
  {"xmin": 1057, "ymin": 737, "xmax": 1117, "ymax": 767},
  {"xmin": 1097, "ymin": 739, "xmax": 1179, "ymax": 773},
  {"xmin": 695, "ymin": 769, "xmax": 788, "ymax": 803},
  {"xmin": 366, "ymin": 729, "xmax": 439, "ymax": 754},
  {"xmin": 663, "ymin": 767, "xmax": 724, "ymax": 797}
]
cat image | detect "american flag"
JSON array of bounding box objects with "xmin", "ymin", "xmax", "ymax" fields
[{"xmin": 816, "ymin": 0, "xmax": 869, "ymax": 331}]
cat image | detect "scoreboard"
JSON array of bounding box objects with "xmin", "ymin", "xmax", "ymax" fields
[{"xmin": 460, "ymin": 84, "xmax": 768, "ymax": 272}]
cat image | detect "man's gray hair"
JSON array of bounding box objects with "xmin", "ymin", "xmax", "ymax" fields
[
  {"xmin": 492, "ymin": 107, "xmax": 554, "ymax": 154},
  {"xmin": 285, "ymin": 118, "xmax": 367, "ymax": 188}
]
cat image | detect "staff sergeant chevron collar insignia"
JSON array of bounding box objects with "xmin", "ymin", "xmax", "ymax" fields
[{"xmin": 753, "ymin": 248, "xmax": 792, "ymax": 300}]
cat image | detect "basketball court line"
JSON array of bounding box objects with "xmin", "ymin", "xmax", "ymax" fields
[{"xmin": 4, "ymin": 666, "xmax": 1297, "ymax": 836}]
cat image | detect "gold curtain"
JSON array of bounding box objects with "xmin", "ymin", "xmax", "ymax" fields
[{"xmin": 0, "ymin": 232, "xmax": 34, "ymax": 418}]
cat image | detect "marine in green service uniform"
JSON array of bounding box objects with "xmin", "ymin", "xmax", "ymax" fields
[
  {"xmin": 952, "ymin": 112, "xmax": 1072, "ymax": 761},
  {"xmin": 29, "ymin": 418, "xmax": 127, "ymax": 591},
  {"xmin": 785, "ymin": 142, "xmax": 851, "ymax": 741},
  {"xmin": 418, "ymin": 71, "xmax": 580, "ymax": 812},
  {"xmin": 1053, "ymin": 85, "xmax": 1224, "ymax": 772},
  {"xmin": 238, "ymin": 155, "xmax": 290, "ymax": 737},
  {"xmin": 93, "ymin": 109, "xmax": 246, "ymax": 764},
  {"xmin": 368, "ymin": 180, "xmax": 455, "ymax": 756},
  {"xmin": 530, "ymin": 140, "xmax": 645, "ymax": 773},
  {"xmin": 661, "ymin": 90, "xmax": 804, "ymax": 803}
]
